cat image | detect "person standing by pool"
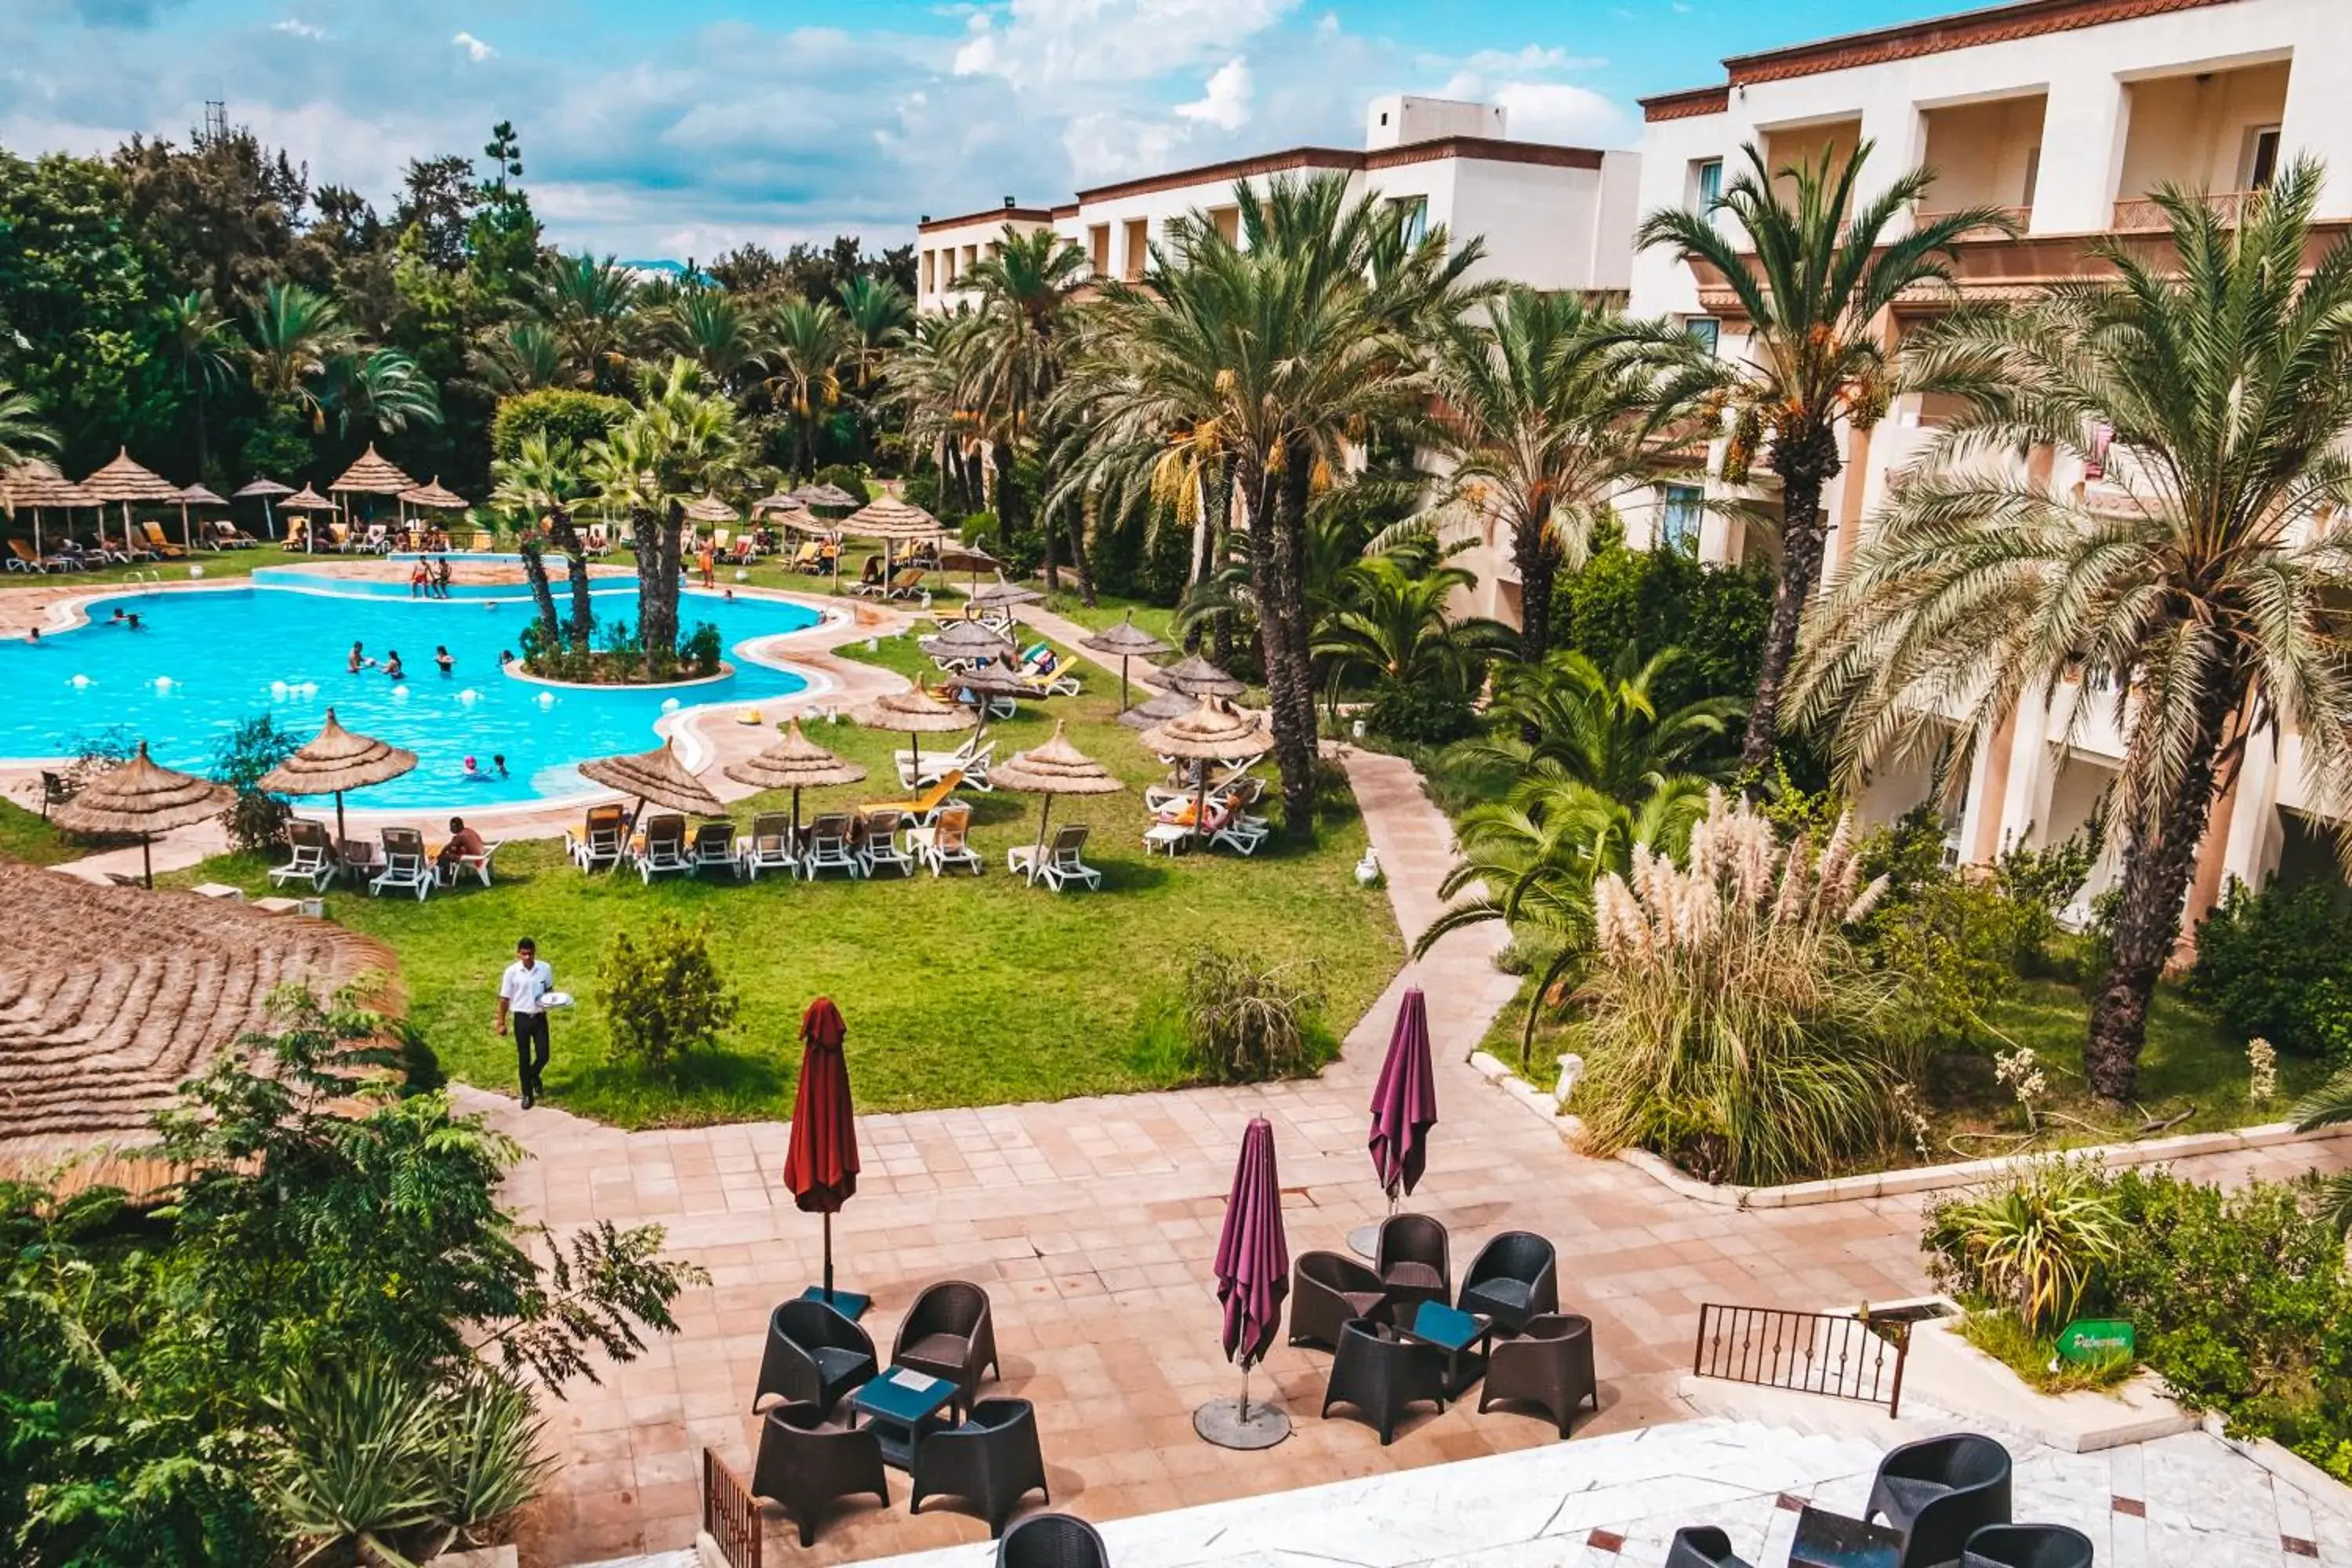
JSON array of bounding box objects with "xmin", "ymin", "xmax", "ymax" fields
[
  {"xmin": 697, "ymin": 539, "xmax": 717, "ymax": 590},
  {"xmin": 495, "ymin": 936, "xmax": 554, "ymax": 1109},
  {"xmin": 410, "ymin": 559, "xmax": 430, "ymax": 598},
  {"xmin": 434, "ymin": 555, "xmax": 454, "ymax": 598},
  {"xmin": 349, "ymin": 641, "xmax": 372, "ymax": 673}
]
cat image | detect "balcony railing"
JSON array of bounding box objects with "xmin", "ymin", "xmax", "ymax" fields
[
  {"xmin": 702, "ymin": 1448, "xmax": 762, "ymax": 1568},
  {"xmin": 2112, "ymin": 191, "xmax": 2255, "ymax": 232},
  {"xmin": 1915, "ymin": 205, "xmax": 2030, "ymax": 240},
  {"xmin": 1691, "ymin": 1302, "xmax": 1912, "ymax": 1417}
]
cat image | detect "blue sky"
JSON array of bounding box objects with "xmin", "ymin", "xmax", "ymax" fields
[{"xmin": 3, "ymin": 0, "xmax": 1943, "ymax": 259}]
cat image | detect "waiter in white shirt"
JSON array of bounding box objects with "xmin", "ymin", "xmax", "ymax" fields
[{"xmin": 495, "ymin": 935, "xmax": 554, "ymax": 1109}]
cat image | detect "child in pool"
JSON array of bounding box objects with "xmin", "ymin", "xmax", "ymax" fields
[
  {"xmin": 493, "ymin": 754, "xmax": 509, "ymax": 779},
  {"xmin": 434, "ymin": 645, "xmax": 454, "ymax": 674},
  {"xmin": 462, "ymin": 755, "xmax": 494, "ymax": 782}
]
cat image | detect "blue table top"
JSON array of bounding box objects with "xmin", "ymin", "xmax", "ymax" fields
[
  {"xmin": 1398, "ymin": 1300, "xmax": 1487, "ymax": 1352},
  {"xmin": 855, "ymin": 1365, "xmax": 955, "ymax": 1425}
]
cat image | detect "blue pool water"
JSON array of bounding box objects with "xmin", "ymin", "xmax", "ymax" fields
[{"xmin": 2, "ymin": 575, "xmax": 826, "ymax": 808}]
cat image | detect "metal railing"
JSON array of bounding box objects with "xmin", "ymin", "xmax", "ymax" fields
[
  {"xmin": 2112, "ymin": 191, "xmax": 2253, "ymax": 232},
  {"xmin": 702, "ymin": 1447, "xmax": 762, "ymax": 1568},
  {"xmin": 1692, "ymin": 1303, "xmax": 1911, "ymax": 1417}
]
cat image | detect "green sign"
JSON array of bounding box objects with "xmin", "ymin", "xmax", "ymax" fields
[{"xmin": 2055, "ymin": 1318, "xmax": 2136, "ymax": 1364}]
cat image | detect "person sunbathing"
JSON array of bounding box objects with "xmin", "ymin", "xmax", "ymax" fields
[{"xmin": 437, "ymin": 815, "xmax": 485, "ymax": 875}]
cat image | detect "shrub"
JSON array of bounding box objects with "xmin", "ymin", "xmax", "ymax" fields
[
  {"xmin": 211, "ymin": 712, "xmax": 301, "ymax": 855},
  {"xmin": 1567, "ymin": 791, "xmax": 1911, "ymax": 1184},
  {"xmin": 1550, "ymin": 543, "xmax": 1775, "ymax": 713},
  {"xmin": 1367, "ymin": 679, "xmax": 1479, "ymax": 745},
  {"xmin": 2187, "ymin": 878, "xmax": 2352, "ymax": 1061},
  {"xmin": 1178, "ymin": 948, "xmax": 1329, "ymax": 1084},
  {"xmin": 679, "ymin": 621, "xmax": 723, "ymax": 675},
  {"xmin": 489, "ymin": 389, "xmax": 629, "ymax": 463},
  {"xmin": 813, "ymin": 463, "xmax": 869, "ymax": 501},
  {"xmin": 1924, "ymin": 1157, "xmax": 2122, "ymax": 1334},
  {"xmin": 601, "ymin": 915, "xmax": 739, "ymax": 1072}
]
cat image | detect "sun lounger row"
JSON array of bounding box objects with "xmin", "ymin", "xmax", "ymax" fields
[
  {"xmin": 267, "ymin": 818, "xmax": 503, "ymax": 898},
  {"xmin": 563, "ymin": 795, "xmax": 986, "ymax": 884}
]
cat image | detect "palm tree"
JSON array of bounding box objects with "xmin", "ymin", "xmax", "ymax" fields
[
  {"xmin": 1789, "ymin": 159, "xmax": 2352, "ymax": 1103},
  {"xmin": 2289, "ymin": 1067, "xmax": 2352, "ymax": 1233},
  {"xmin": 960, "ymin": 227, "xmax": 1093, "ymax": 594},
  {"xmin": 1432, "ymin": 287, "xmax": 1698, "ymax": 663},
  {"xmin": 492, "ymin": 431, "xmax": 596, "ymax": 652},
  {"xmin": 468, "ymin": 321, "xmax": 567, "ymax": 396},
  {"xmin": 158, "ymin": 289, "xmax": 241, "ymax": 473},
  {"xmin": 836, "ymin": 274, "xmax": 912, "ymax": 390},
  {"xmin": 883, "ymin": 310, "xmax": 990, "ymax": 514},
  {"xmin": 1311, "ymin": 552, "xmax": 1515, "ymax": 724},
  {"xmin": 1460, "ymin": 647, "xmax": 1743, "ymax": 799},
  {"xmin": 662, "ymin": 289, "xmax": 761, "ymax": 385},
  {"xmin": 582, "ymin": 358, "xmax": 743, "ymax": 673},
  {"xmin": 531, "ymin": 253, "xmax": 642, "ymax": 390},
  {"xmin": 1636, "ymin": 140, "xmax": 2018, "ymax": 773},
  {"xmin": 0, "ymin": 378, "xmax": 58, "ymax": 470},
  {"xmin": 762, "ymin": 299, "xmax": 853, "ymax": 479},
  {"xmin": 246, "ymin": 281, "xmax": 354, "ymax": 426},
  {"xmin": 318, "ymin": 348, "xmax": 441, "ymax": 440}
]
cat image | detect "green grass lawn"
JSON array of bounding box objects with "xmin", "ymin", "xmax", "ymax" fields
[
  {"xmin": 1042, "ymin": 590, "xmax": 1181, "ymax": 647},
  {"xmin": 171, "ymin": 625, "xmax": 1401, "ymax": 1127},
  {"xmin": 0, "ymin": 798, "xmax": 76, "ymax": 865},
  {"xmin": 5, "ymin": 542, "xmax": 314, "ymax": 590}
]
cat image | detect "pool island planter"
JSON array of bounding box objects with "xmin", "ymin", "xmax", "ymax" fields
[
  {"xmin": 1464, "ymin": 1050, "xmax": 2352, "ymax": 1209},
  {"xmin": 501, "ymin": 659, "xmax": 735, "ymax": 691}
]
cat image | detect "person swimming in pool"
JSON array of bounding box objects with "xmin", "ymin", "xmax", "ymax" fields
[
  {"xmin": 349, "ymin": 641, "xmax": 373, "ymax": 673},
  {"xmin": 383, "ymin": 649, "xmax": 405, "ymax": 680},
  {"xmin": 109, "ymin": 608, "xmax": 126, "ymax": 624},
  {"xmin": 434, "ymin": 645, "xmax": 454, "ymax": 674},
  {"xmin": 125, "ymin": 612, "xmax": 142, "ymax": 631},
  {"xmin": 462, "ymin": 754, "xmax": 494, "ymax": 782},
  {"xmin": 493, "ymin": 753, "xmax": 509, "ymax": 779}
]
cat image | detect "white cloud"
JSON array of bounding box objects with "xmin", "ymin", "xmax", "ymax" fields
[
  {"xmin": 452, "ymin": 30, "xmax": 494, "ymax": 62},
  {"xmin": 1487, "ymin": 82, "xmax": 1630, "ymax": 147},
  {"xmin": 270, "ymin": 17, "xmax": 324, "ymax": 39},
  {"xmin": 953, "ymin": 0, "xmax": 1294, "ymax": 87},
  {"xmin": 1174, "ymin": 57, "xmax": 1251, "ymax": 132}
]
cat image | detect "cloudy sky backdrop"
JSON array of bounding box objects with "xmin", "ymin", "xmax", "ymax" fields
[{"xmin": 5, "ymin": 0, "xmax": 1936, "ymax": 260}]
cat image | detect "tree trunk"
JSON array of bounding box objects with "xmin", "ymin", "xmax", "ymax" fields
[
  {"xmin": 1065, "ymin": 502, "xmax": 1096, "ymax": 608},
  {"xmin": 636, "ymin": 501, "xmax": 684, "ymax": 675},
  {"xmin": 1253, "ymin": 454, "xmax": 1319, "ymax": 840},
  {"xmin": 517, "ymin": 533, "xmax": 562, "ymax": 655},
  {"xmin": 2085, "ymin": 682, "xmax": 2241, "ymax": 1101},
  {"xmin": 1514, "ymin": 510, "xmax": 1563, "ymax": 667},
  {"xmin": 1205, "ymin": 454, "xmax": 1234, "ymax": 665},
  {"xmin": 1742, "ymin": 421, "xmax": 1841, "ymax": 775},
  {"xmin": 548, "ymin": 506, "xmax": 593, "ymax": 653}
]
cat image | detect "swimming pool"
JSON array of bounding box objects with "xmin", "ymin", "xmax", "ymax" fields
[{"xmin": 4, "ymin": 577, "xmax": 829, "ymax": 808}]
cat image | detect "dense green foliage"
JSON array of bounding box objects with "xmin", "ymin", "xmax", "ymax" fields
[
  {"xmin": 2187, "ymin": 878, "xmax": 2352, "ymax": 1063},
  {"xmin": 488, "ymin": 387, "xmax": 630, "ymax": 461},
  {"xmin": 0, "ymin": 987, "xmax": 701, "ymax": 1564},
  {"xmin": 1549, "ymin": 543, "xmax": 1775, "ymax": 719},
  {"xmin": 600, "ymin": 914, "xmax": 740, "ymax": 1072}
]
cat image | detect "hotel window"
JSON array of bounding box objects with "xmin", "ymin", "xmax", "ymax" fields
[
  {"xmin": 1122, "ymin": 218, "xmax": 1149, "ymax": 281},
  {"xmin": 921, "ymin": 249, "xmax": 935, "ymax": 295},
  {"xmin": 1210, "ymin": 205, "xmax": 1240, "ymax": 245},
  {"xmin": 1658, "ymin": 484, "xmax": 1704, "ymax": 554},
  {"xmin": 1088, "ymin": 223, "xmax": 1110, "ymax": 274},
  {"xmin": 2247, "ymin": 125, "xmax": 2282, "ymax": 190},
  {"xmin": 1684, "ymin": 315, "xmax": 1720, "ymax": 357},
  {"xmin": 1388, "ymin": 194, "xmax": 1428, "ymax": 248},
  {"xmin": 960, "ymin": 244, "xmax": 978, "ymax": 278},
  {"xmin": 1691, "ymin": 158, "xmax": 1723, "ymax": 212}
]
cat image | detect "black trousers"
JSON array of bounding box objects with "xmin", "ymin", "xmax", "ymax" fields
[{"xmin": 513, "ymin": 1011, "xmax": 550, "ymax": 1095}]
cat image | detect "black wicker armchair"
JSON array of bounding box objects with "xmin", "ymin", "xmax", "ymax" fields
[
  {"xmin": 1866, "ymin": 1433, "xmax": 2013, "ymax": 1568},
  {"xmin": 910, "ymin": 1398, "xmax": 1050, "ymax": 1538},
  {"xmin": 1960, "ymin": 1524, "xmax": 2093, "ymax": 1568},
  {"xmin": 1000, "ymin": 1511, "xmax": 1110, "ymax": 1568},
  {"xmin": 748, "ymin": 1400, "xmax": 890, "ymax": 1548},
  {"xmin": 1457, "ymin": 1231, "xmax": 1559, "ymax": 1334},
  {"xmin": 1320, "ymin": 1317, "xmax": 1448, "ymax": 1445},
  {"xmin": 1375, "ymin": 1213, "xmax": 1450, "ymax": 1312},
  {"xmin": 1666, "ymin": 1525, "xmax": 1756, "ymax": 1568},
  {"xmin": 894, "ymin": 1279, "xmax": 1001, "ymax": 1420},
  {"xmin": 753, "ymin": 1298, "xmax": 880, "ymax": 1418},
  {"xmin": 1290, "ymin": 1250, "xmax": 1389, "ymax": 1349},
  {"xmin": 1477, "ymin": 1312, "xmax": 1596, "ymax": 1437}
]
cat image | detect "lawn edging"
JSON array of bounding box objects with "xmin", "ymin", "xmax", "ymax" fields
[{"xmin": 1463, "ymin": 1048, "xmax": 2352, "ymax": 1209}]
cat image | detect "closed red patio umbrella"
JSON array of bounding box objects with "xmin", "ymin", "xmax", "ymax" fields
[
  {"xmin": 1195, "ymin": 1115, "xmax": 1291, "ymax": 1449},
  {"xmin": 783, "ymin": 996, "xmax": 868, "ymax": 1319},
  {"xmin": 1352, "ymin": 985, "xmax": 1437, "ymax": 1258}
]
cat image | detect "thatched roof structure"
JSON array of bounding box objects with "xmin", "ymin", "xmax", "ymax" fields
[
  {"xmin": 967, "ymin": 573, "xmax": 1044, "ymax": 613},
  {"xmin": 1135, "ymin": 695, "xmax": 1272, "ymax": 761},
  {"xmin": 399, "ymin": 477, "xmax": 468, "ymax": 510},
  {"xmin": 260, "ymin": 710, "xmax": 418, "ymax": 797},
  {"xmin": 281, "ymin": 485, "xmax": 337, "ymax": 512},
  {"xmin": 1156, "ymin": 652, "xmax": 1247, "ymax": 699},
  {"xmin": 233, "ymin": 477, "xmax": 294, "ymax": 499},
  {"xmin": 723, "ymin": 720, "xmax": 866, "ymax": 792},
  {"xmin": 683, "ymin": 493, "xmax": 738, "ymax": 524},
  {"xmin": 0, "ymin": 461, "xmax": 98, "ymax": 510},
  {"xmin": 840, "ymin": 495, "xmax": 945, "ymax": 543},
  {"xmin": 1117, "ymin": 687, "xmax": 1196, "ymax": 731},
  {"xmin": 1080, "ymin": 612, "xmax": 1171, "ymax": 660},
  {"xmin": 789, "ymin": 482, "xmax": 861, "ymax": 510},
  {"xmin": 51, "ymin": 744, "xmax": 234, "ymax": 838},
  {"xmin": 855, "ymin": 683, "xmax": 978, "ymax": 735},
  {"xmin": 920, "ymin": 617, "xmax": 1017, "ymax": 662},
  {"xmin": 993, "ymin": 722, "xmax": 1123, "ymax": 797},
  {"xmin": 579, "ymin": 739, "xmax": 725, "ymax": 817},
  {"xmin": 78, "ymin": 448, "xmax": 180, "ymax": 504},
  {"xmin": 176, "ymin": 483, "xmax": 229, "ymax": 507},
  {"xmin": 0, "ymin": 858, "xmax": 394, "ymax": 1157},
  {"xmin": 329, "ymin": 444, "xmax": 416, "ymax": 495}
]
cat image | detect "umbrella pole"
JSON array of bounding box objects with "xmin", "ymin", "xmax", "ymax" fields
[
  {"xmin": 180, "ymin": 501, "xmax": 192, "ymax": 557},
  {"xmin": 264, "ymin": 498, "xmax": 275, "ymax": 540},
  {"xmin": 141, "ymin": 833, "xmax": 153, "ymax": 890},
  {"xmin": 1119, "ymin": 655, "xmax": 1131, "ymax": 713},
  {"xmin": 1033, "ymin": 794, "xmax": 1054, "ymax": 877},
  {"xmin": 822, "ymin": 1208, "xmax": 835, "ymax": 1305},
  {"xmin": 335, "ymin": 789, "xmax": 348, "ymax": 850}
]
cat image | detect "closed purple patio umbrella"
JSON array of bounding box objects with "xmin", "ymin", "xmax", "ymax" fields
[
  {"xmin": 1194, "ymin": 1116, "xmax": 1291, "ymax": 1449},
  {"xmin": 1352, "ymin": 985, "xmax": 1437, "ymax": 1258}
]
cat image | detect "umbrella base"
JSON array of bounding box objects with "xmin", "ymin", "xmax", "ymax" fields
[
  {"xmin": 1193, "ymin": 1396, "xmax": 1290, "ymax": 1450},
  {"xmin": 797, "ymin": 1285, "xmax": 871, "ymax": 1322},
  {"xmin": 1346, "ymin": 1222, "xmax": 1381, "ymax": 1261}
]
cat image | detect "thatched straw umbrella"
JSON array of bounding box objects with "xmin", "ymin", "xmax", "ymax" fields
[
  {"xmin": 50, "ymin": 742, "xmax": 235, "ymax": 887},
  {"xmin": 80, "ymin": 448, "xmax": 181, "ymax": 560},
  {"xmin": 935, "ymin": 539, "xmax": 1003, "ymax": 590},
  {"xmin": 684, "ymin": 493, "xmax": 738, "ymax": 527},
  {"xmin": 789, "ymin": 482, "xmax": 861, "ymax": 511},
  {"xmin": 1136, "ymin": 695, "xmax": 1273, "ymax": 833},
  {"xmin": 259, "ymin": 707, "xmax": 419, "ymax": 848},
  {"xmin": 579, "ymin": 738, "xmax": 725, "ymax": 834},
  {"xmin": 175, "ymin": 483, "xmax": 227, "ymax": 555},
  {"xmin": 944, "ymin": 663, "xmax": 1034, "ymax": 717},
  {"xmin": 1117, "ymin": 686, "xmax": 1196, "ymax": 732},
  {"xmin": 853, "ymin": 682, "xmax": 975, "ymax": 779},
  {"xmin": 399, "ymin": 478, "xmax": 468, "ymax": 535},
  {"xmin": 1158, "ymin": 652, "xmax": 1247, "ymax": 699},
  {"xmin": 920, "ymin": 616, "xmax": 1016, "ymax": 666},
  {"xmin": 234, "ymin": 476, "xmax": 293, "ymax": 539},
  {"xmin": 840, "ymin": 494, "xmax": 945, "ymax": 590},
  {"xmin": 967, "ymin": 572, "xmax": 1044, "ymax": 637},
  {"xmin": 723, "ymin": 719, "xmax": 866, "ymax": 839},
  {"xmin": 1080, "ymin": 612, "xmax": 1172, "ymax": 712},
  {"xmin": 993, "ymin": 720, "xmax": 1124, "ymax": 873},
  {"xmin": 279, "ymin": 485, "xmax": 337, "ymax": 552},
  {"xmin": 329, "ymin": 444, "xmax": 416, "ymax": 534},
  {"xmin": 2, "ymin": 461, "xmax": 99, "ymax": 561}
]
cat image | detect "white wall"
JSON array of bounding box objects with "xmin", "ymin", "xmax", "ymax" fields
[{"xmin": 915, "ymin": 215, "xmax": 1052, "ymax": 313}]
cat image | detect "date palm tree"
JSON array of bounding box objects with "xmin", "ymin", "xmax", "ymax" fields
[
  {"xmin": 0, "ymin": 377, "xmax": 58, "ymax": 470},
  {"xmin": 1311, "ymin": 552, "xmax": 1515, "ymax": 722},
  {"xmin": 1432, "ymin": 287, "xmax": 1700, "ymax": 664},
  {"xmin": 468, "ymin": 321, "xmax": 567, "ymax": 397},
  {"xmin": 836, "ymin": 274, "xmax": 912, "ymax": 390},
  {"xmin": 661, "ymin": 289, "xmax": 761, "ymax": 385},
  {"xmin": 492, "ymin": 431, "xmax": 597, "ymax": 653},
  {"xmin": 530, "ymin": 253, "xmax": 642, "ymax": 391},
  {"xmin": 1458, "ymin": 646, "xmax": 1743, "ymax": 798},
  {"xmin": 1790, "ymin": 158, "xmax": 2352, "ymax": 1102},
  {"xmin": 762, "ymin": 298, "xmax": 854, "ymax": 479},
  {"xmin": 883, "ymin": 311, "xmax": 990, "ymax": 514},
  {"xmin": 246, "ymin": 281, "xmax": 354, "ymax": 427},
  {"xmin": 319, "ymin": 348, "xmax": 441, "ymax": 440},
  {"xmin": 1636, "ymin": 140, "xmax": 2017, "ymax": 772},
  {"xmin": 582, "ymin": 358, "xmax": 742, "ymax": 673},
  {"xmin": 158, "ymin": 289, "xmax": 241, "ymax": 472},
  {"xmin": 2289, "ymin": 1067, "xmax": 2352, "ymax": 1233},
  {"xmin": 960, "ymin": 227, "xmax": 1094, "ymax": 594}
]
